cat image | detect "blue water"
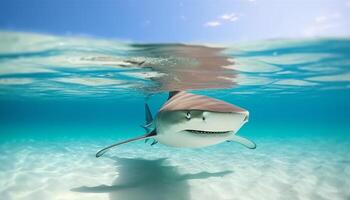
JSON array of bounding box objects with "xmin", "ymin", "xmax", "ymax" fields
[{"xmin": 0, "ymin": 31, "xmax": 349, "ymax": 200}]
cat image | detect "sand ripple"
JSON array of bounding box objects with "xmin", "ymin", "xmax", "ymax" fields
[{"xmin": 0, "ymin": 136, "xmax": 349, "ymax": 200}]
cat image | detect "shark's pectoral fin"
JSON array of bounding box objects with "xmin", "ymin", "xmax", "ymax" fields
[
  {"xmin": 228, "ymin": 135, "xmax": 256, "ymax": 149},
  {"xmin": 96, "ymin": 130, "xmax": 156, "ymax": 158}
]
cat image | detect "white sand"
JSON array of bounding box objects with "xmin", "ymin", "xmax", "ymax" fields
[{"xmin": 0, "ymin": 136, "xmax": 349, "ymax": 200}]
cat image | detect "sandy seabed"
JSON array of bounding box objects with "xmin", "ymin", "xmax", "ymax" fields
[{"xmin": 0, "ymin": 136, "xmax": 349, "ymax": 200}]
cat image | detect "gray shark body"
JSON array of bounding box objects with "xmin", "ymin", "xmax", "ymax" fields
[{"xmin": 96, "ymin": 91, "xmax": 255, "ymax": 157}]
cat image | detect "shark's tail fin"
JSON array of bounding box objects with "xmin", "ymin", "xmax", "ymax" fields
[
  {"xmin": 96, "ymin": 130, "xmax": 157, "ymax": 158},
  {"xmin": 140, "ymin": 103, "xmax": 153, "ymax": 133},
  {"xmin": 145, "ymin": 103, "xmax": 153, "ymax": 125}
]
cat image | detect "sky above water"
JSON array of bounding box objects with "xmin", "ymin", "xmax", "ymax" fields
[{"xmin": 0, "ymin": 0, "xmax": 349, "ymax": 43}]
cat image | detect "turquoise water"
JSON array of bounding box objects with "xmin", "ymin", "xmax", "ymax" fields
[{"xmin": 0, "ymin": 31, "xmax": 349, "ymax": 200}]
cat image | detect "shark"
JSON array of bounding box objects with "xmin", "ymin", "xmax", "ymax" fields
[{"xmin": 96, "ymin": 91, "xmax": 256, "ymax": 157}]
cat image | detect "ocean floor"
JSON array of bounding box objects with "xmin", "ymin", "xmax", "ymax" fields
[{"xmin": 1, "ymin": 135, "xmax": 349, "ymax": 200}]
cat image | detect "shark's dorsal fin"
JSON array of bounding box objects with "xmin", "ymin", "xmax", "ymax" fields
[
  {"xmin": 168, "ymin": 91, "xmax": 181, "ymax": 100},
  {"xmin": 96, "ymin": 130, "xmax": 157, "ymax": 158}
]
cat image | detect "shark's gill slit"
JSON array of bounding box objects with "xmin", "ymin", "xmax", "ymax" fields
[{"xmin": 244, "ymin": 115, "xmax": 249, "ymax": 122}]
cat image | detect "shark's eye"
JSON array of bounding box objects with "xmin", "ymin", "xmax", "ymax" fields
[
  {"xmin": 202, "ymin": 116, "xmax": 206, "ymax": 121},
  {"xmin": 186, "ymin": 112, "xmax": 191, "ymax": 120}
]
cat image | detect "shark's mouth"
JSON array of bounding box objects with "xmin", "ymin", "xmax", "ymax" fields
[{"xmin": 185, "ymin": 129, "xmax": 231, "ymax": 134}]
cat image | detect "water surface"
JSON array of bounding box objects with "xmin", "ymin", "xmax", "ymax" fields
[{"xmin": 0, "ymin": 31, "xmax": 349, "ymax": 200}]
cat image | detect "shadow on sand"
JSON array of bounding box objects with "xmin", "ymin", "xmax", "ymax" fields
[{"xmin": 71, "ymin": 156, "xmax": 233, "ymax": 200}]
